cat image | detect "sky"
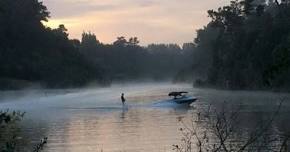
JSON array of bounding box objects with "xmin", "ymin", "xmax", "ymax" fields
[{"xmin": 42, "ymin": 0, "xmax": 229, "ymax": 45}]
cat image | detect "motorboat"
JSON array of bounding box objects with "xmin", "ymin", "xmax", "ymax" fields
[{"xmin": 168, "ymin": 91, "xmax": 197, "ymax": 105}]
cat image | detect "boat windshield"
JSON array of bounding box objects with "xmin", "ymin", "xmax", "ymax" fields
[{"xmin": 168, "ymin": 91, "xmax": 188, "ymax": 98}]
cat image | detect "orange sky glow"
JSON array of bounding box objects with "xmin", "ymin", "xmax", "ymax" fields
[{"xmin": 42, "ymin": 0, "xmax": 229, "ymax": 45}]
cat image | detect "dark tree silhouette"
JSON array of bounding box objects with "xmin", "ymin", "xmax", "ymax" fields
[
  {"xmin": 192, "ymin": 0, "xmax": 290, "ymax": 90},
  {"xmin": 0, "ymin": 0, "xmax": 104, "ymax": 89}
]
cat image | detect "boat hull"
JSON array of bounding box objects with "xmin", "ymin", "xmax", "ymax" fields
[
  {"xmin": 153, "ymin": 96, "xmax": 197, "ymax": 108},
  {"xmin": 172, "ymin": 96, "xmax": 197, "ymax": 105}
]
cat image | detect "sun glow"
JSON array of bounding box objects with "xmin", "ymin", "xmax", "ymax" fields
[{"xmin": 42, "ymin": 0, "xmax": 229, "ymax": 45}]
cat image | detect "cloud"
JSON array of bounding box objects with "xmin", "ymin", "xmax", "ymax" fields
[
  {"xmin": 43, "ymin": 0, "xmax": 117, "ymax": 18},
  {"xmin": 42, "ymin": 0, "xmax": 229, "ymax": 45}
]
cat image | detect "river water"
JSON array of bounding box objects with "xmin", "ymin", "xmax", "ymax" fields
[{"xmin": 0, "ymin": 82, "xmax": 290, "ymax": 152}]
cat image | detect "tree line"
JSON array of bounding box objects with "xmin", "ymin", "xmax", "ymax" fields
[
  {"xmin": 0, "ymin": 0, "xmax": 192, "ymax": 90},
  {"xmin": 3, "ymin": 0, "xmax": 289, "ymax": 91},
  {"xmin": 192, "ymin": 0, "xmax": 290, "ymax": 90},
  {"xmin": 78, "ymin": 33, "xmax": 193, "ymax": 82}
]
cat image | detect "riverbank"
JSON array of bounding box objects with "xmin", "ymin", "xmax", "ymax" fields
[{"xmin": 193, "ymin": 78, "xmax": 290, "ymax": 93}]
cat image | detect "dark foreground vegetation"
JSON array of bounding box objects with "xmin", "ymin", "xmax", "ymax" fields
[
  {"xmin": 0, "ymin": 0, "xmax": 193, "ymax": 90},
  {"xmin": 0, "ymin": 111, "xmax": 24, "ymax": 151},
  {"xmin": 192, "ymin": 0, "xmax": 290, "ymax": 90},
  {"xmin": 0, "ymin": 111, "xmax": 47, "ymax": 152},
  {"xmin": 174, "ymin": 101, "xmax": 290, "ymax": 152}
]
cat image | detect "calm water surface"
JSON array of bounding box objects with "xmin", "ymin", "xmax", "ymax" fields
[{"xmin": 0, "ymin": 83, "xmax": 290, "ymax": 152}]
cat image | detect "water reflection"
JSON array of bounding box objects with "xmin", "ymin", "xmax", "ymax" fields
[
  {"xmin": 38, "ymin": 108, "xmax": 191, "ymax": 152},
  {"xmin": 0, "ymin": 83, "xmax": 290, "ymax": 151},
  {"xmin": 120, "ymin": 106, "xmax": 129, "ymax": 120}
]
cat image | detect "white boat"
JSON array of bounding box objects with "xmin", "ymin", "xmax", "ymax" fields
[
  {"xmin": 168, "ymin": 92, "xmax": 197, "ymax": 105},
  {"xmin": 171, "ymin": 96, "xmax": 197, "ymax": 105}
]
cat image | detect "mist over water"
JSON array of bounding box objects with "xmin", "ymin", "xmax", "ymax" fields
[
  {"xmin": 0, "ymin": 82, "xmax": 290, "ymax": 152},
  {"xmin": 1, "ymin": 0, "xmax": 290, "ymax": 151}
]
